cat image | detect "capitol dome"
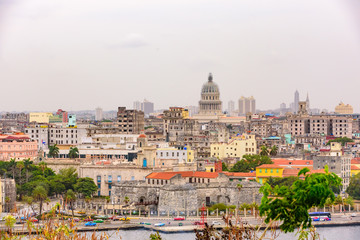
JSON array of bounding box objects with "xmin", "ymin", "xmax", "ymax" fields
[
  {"xmin": 198, "ymin": 73, "xmax": 222, "ymax": 115},
  {"xmin": 201, "ymin": 73, "xmax": 219, "ymax": 94}
]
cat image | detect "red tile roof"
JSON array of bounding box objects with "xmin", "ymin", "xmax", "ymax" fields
[
  {"xmin": 146, "ymin": 171, "xmax": 219, "ymax": 180},
  {"xmin": 351, "ymin": 158, "xmax": 360, "ymax": 165},
  {"xmin": 257, "ymin": 164, "xmax": 284, "ymax": 169},
  {"xmin": 272, "ymin": 159, "xmax": 313, "ymax": 166},
  {"xmin": 224, "ymin": 172, "xmax": 256, "ymax": 177},
  {"xmin": 351, "ymin": 165, "xmax": 360, "ymax": 170}
]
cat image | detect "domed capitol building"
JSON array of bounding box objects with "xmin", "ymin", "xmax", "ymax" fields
[{"xmin": 194, "ymin": 73, "xmax": 225, "ymax": 122}]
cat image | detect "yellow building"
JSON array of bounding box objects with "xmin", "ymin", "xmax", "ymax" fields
[
  {"xmin": 335, "ymin": 102, "xmax": 353, "ymax": 114},
  {"xmin": 211, "ymin": 135, "xmax": 256, "ymax": 159},
  {"xmin": 29, "ymin": 112, "xmax": 53, "ymax": 123},
  {"xmin": 256, "ymin": 164, "xmax": 284, "ymax": 184},
  {"xmin": 351, "ymin": 158, "xmax": 360, "ymax": 177},
  {"xmin": 351, "ymin": 165, "xmax": 360, "ymax": 177}
]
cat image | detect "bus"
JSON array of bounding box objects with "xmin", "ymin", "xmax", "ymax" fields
[{"xmin": 309, "ymin": 212, "xmax": 331, "ymax": 221}]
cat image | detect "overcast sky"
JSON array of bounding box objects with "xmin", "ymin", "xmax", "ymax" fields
[{"xmin": 1, "ymin": 0, "xmax": 360, "ymax": 113}]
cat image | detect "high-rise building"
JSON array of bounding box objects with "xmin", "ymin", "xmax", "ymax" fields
[
  {"xmin": 294, "ymin": 90, "xmax": 299, "ymax": 113},
  {"xmin": 306, "ymin": 93, "xmax": 310, "ymax": 111},
  {"xmin": 95, "ymin": 107, "xmax": 103, "ymax": 121},
  {"xmin": 141, "ymin": 99, "xmax": 154, "ymax": 116},
  {"xmin": 198, "ymin": 73, "xmax": 222, "ymax": 115},
  {"xmin": 117, "ymin": 107, "xmax": 144, "ymax": 134},
  {"xmin": 227, "ymin": 100, "xmax": 235, "ymax": 114},
  {"xmin": 238, "ymin": 96, "xmax": 256, "ymax": 115},
  {"xmin": 280, "ymin": 103, "xmax": 286, "ymax": 109},
  {"xmin": 133, "ymin": 101, "xmax": 141, "ymax": 111}
]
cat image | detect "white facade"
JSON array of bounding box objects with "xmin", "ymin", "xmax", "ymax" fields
[{"xmin": 95, "ymin": 107, "xmax": 103, "ymax": 121}]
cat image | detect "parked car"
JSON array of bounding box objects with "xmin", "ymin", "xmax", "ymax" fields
[
  {"xmin": 212, "ymin": 221, "xmax": 221, "ymax": 225},
  {"xmin": 77, "ymin": 211, "xmax": 86, "ymax": 214},
  {"xmin": 193, "ymin": 221, "xmax": 203, "ymax": 225},
  {"xmin": 351, "ymin": 213, "xmax": 357, "ymax": 217},
  {"xmin": 154, "ymin": 222, "xmax": 165, "ymax": 227},
  {"xmin": 144, "ymin": 223, "xmax": 151, "ymax": 225},
  {"xmin": 120, "ymin": 217, "xmax": 130, "ymax": 221},
  {"xmin": 83, "ymin": 217, "xmax": 94, "ymax": 222},
  {"xmin": 29, "ymin": 218, "xmax": 39, "ymax": 223},
  {"xmin": 174, "ymin": 217, "xmax": 185, "ymax": 221},
  {"xmin": 112, "ymin": 216, "xmax": 121, "ymax": 221},
  {"xmin": 85, "ymin": 221, "xmax": 97, "ymax": 227},
  {"xmin": 94, "ymin": 219, "xmax": 104, "ymax": 223},
  {"xmin": 68, "ymin": 218, "xmax": 80, "ymax": 222}
]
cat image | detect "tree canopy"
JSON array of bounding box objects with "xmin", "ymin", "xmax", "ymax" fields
[
  {"xmin": 259, "ymin": 166, "xmax": 342, "ymax": 233},
  {"xmin": 326, "ymin": 137, "xmax": 353, "ymax": 146},
  {"xmin": 74, "ymin": 177, "xmax": 98, "ymax": 198},
  {"xmin": 346, "ymin": 173, "xmax": 360, "ymax": 200},
  {"xmin": 230, "ymin": 154, "xmax": 273, "ymax": 172}
]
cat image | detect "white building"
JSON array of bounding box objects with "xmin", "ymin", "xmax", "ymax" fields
[{"xmin": 95, "ymin": 107, "xmax": 103, "ymax": 121}]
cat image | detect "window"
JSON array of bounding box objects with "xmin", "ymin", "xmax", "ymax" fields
[
  {"xmin": 265, "ymin": 169, "xmax": 268, "ymax": 173},
  {"xmin": 276, "ymin": 169, "xmax": 279, "ymax": 173},
  {"xmin": 108, "ymin": 175, "xmax": 112, "ymax": 183},
  {"xmin": 97, "ymin": 176, "xmax": 101, "ymax": 183},
  {"xmin": 271, "ymin": 169, "xmax": 273, "ymax": 173},
  {"xmin": 117, "ymin": 175, "xmax": 121, "ymax": 182},
  {"xmin": 131, "ymin": 176, "xmax": 135, "ymax": 180},
  {"xmin": 108, "ymin": 184, "xmax": 112, "ymax": 189},
  {"xmin": 97, "ymin": 184, "xmax": 101, "ymax": 189},
  {"xmin": 259, "ymin": 169, "xmax": 262, "ymax": 173}
]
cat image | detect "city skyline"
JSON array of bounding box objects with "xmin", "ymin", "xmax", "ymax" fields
[{"xmin": 1, "ymin": 0, "xmax": 360, "ymax": 112}]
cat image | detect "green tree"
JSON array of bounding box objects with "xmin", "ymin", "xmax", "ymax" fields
[
  {"xmin": 259, "ymin": 166, "xmax": 342, "ymax": 233},
  {"xmin": 269, "ymin": 145, "xmax": 278, "ymax": 156},
  {"xmin": 65, "ymin": 189, "xmax": 77, "ymax": 217},
  {"xmin": 346, "ymin": 173, "xmax": 360, "ymax": 200},
  {"xmin": 33, "ymin": 185, "xmax": 48, "ymax": 216},
  {"xmin": 48, "ymin": 144, "xmax": 59, "ymax": 158},
  {"xmin": 230, "ymin": 154, "xmax": 273, "ymax": 172},
  {"xmin": 38, "ymin": 161, "xmax": 47, "ymax": 175},
  {"xmin": 23, "ymin": 158, "xmax": 33, "ymax": 182},
  {"xmin": 74, "ymin": 177, "xmax": 97, "ymax": 198},
  {"xmin": 124, "ymin": 196, "xmax": 130, "ymax": 204},
  {"xmin": 9, "ymin": 158, "xmax": 16, "ymax": 179},
  {"xmin": 222, "ymin": 162, "xmax": 229, "ymax": 172},
  {"xmin": 58, "ymin": 167, "xmax": 78, "ymax": 190},
  {"xmin": 16, "ymin": 161, "xmax": 24, "ymax": 186},
  {"xmin": 68, "ymin": 147, "xmax": 79, "ymax": 159},
  {"xmin": 326, "ymin": 137, "xmax": 353, "ymax": 146},
  {"xmin": 23, "ymin": 196, "xmax": 36, "ymax": 212},
  {"xmin": 260, "ymin": 146, "xmax": 269, "ymax": 156},
  {"xmin": 267, "ymin": 176, "xmax": 299, "ymax": 188},
  {"xmin": 49, "ymin": 178, "xmax": 66, "ymax": 197}
]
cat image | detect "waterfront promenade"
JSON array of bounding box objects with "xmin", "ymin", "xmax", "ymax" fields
[{"xmin": 1, "ymin": 213, "xmax": 360, "ymax": 234}]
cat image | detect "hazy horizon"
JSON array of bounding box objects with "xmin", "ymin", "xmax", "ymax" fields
[{"xmin": 1, "ymin": 0, "xmax": 360, "ymax": 113}]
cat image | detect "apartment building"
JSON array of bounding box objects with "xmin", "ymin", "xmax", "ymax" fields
[{"xmin": 117, "ymin": 107, "xmax": 144, "ymax": 134}]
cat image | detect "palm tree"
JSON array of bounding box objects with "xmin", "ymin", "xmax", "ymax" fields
[
  {"xmin": 9, "ymin": 158, "xmax": 16, "ymax": 179},
  {"xmin": 38, "ymin": 161, "xmax": 47, "ymax": 176},
  {"xmin": 23, "ymin": 158, "xmax": 33, "ymax": 182},
  {"xmin": 48, "ymin": 144, "xmax": 59, "ymax": 158},
  {"xmin": 68, "ymin": 147, "xmax": 79, "ymax": 159},
  {"xmin": 65, "ymin": 189, "xmax": 77, "ymax": 218},
  {"xmin": 270, "ymin": 145, "xmax": 278, "ymax": 156},
  {"xmin": 260, "ymin": 146, "xmax": 269, "ymax": 156},
  {"xmin": 16, "ymin": 161, "xmax": 24, "ymax": 186},
  {"xmin": 33, "ymin": 186, "xmax": 48, "ymax": 216},
  {"xmin": 124, "ymin": 196, "xmax": 130, "ymax": 205}
]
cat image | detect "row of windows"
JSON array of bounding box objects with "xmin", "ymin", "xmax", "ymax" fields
[{"xmin": 259, "ymin": 169, "xmax": 279, "ymax": 173}]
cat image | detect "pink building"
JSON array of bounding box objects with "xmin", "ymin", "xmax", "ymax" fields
[{"xmin": 0, "ymin": 134, "xmax": 38, "ymax": 161}]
